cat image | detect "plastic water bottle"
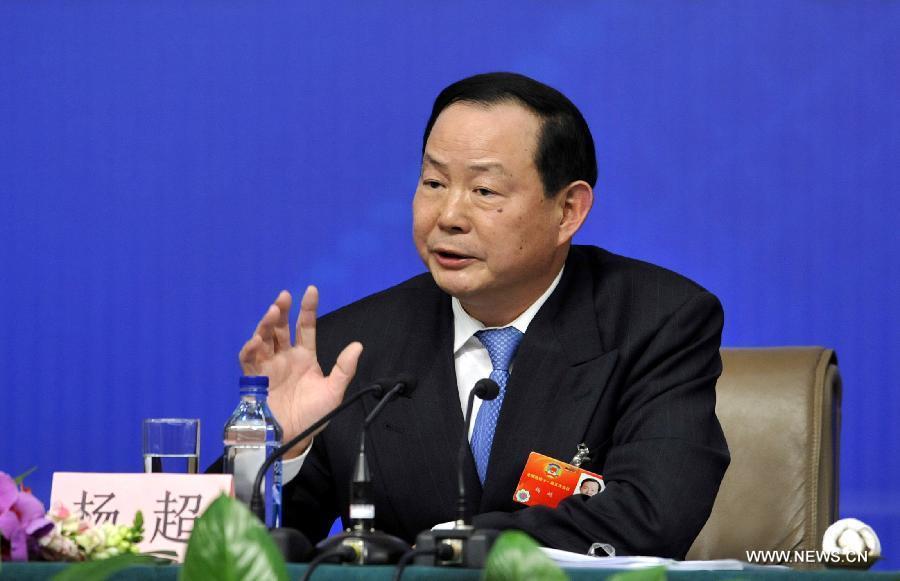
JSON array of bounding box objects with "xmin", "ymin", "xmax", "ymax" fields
[{"xmin": 223, "ymin": 375, "xmax": 283, "ymax": 528}]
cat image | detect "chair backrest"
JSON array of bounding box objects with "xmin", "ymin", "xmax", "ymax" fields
[{"xmin": 686, "ymin": 347, "xmax": 842, "ymax": 566}]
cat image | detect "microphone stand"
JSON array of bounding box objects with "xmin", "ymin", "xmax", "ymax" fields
[
  {"xmin": 313, "ymin": 380, "xmax": 411, "ymax": 564},
  {"xmin": 248, "ymin": 380, "xmax": 390, "ymax": 562},
  {"xmin": 413, "ymin": 378, "xmax": 500, "ymax": 568}
]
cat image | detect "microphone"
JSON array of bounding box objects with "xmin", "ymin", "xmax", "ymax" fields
[
  {"xmin": 352, "ymin": 375, "xmax": 416, "ymax": 531},
  {"xmin": 313, "ymin": 375, "xmax": 416, "ymax": 565},
  {"xmin": 247, "ymin": 376, "xmax": 406, "ymax": 562},
  {"xmin": 413, "ymin": 378, "xmax": 501, "ymax": 568},
  {"xmin": 457, "ymin": 378, "xmax": 499, "ymax": 524}
]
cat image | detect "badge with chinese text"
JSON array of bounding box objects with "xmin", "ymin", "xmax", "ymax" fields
[
  {"xmin": 50, "ymin": 472, "xmax": 233, "ymax": 561},
  {"xmin": 513, "ymin": 452, "xmax": 604, "ymax": 508}
]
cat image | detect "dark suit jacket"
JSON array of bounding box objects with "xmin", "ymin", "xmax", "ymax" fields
[{"xmin": 283, "ymin": 245, "xmax": 729, "ymax": 559}]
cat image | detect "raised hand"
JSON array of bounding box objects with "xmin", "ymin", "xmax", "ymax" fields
[{"xmin": 238, "ymin": 286, "xmax": 362, "ymax": 458}]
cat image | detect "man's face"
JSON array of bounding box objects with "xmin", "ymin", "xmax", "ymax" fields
[
  {"xmin": 413, "ymin": 101, "xmax": 567, "ymax": 322},
  {"xmin": 580, "ymin": 480, "xmax": 600, "ymax": 496}
]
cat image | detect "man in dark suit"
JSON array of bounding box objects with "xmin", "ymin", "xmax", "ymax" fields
[{"xmin": 239, "ymin": 72, "xmax": 729, "ymax": 558}]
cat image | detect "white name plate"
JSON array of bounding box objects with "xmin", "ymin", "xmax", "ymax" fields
[{"xmin": 50, "ymin": 472, "xmax": 234, "ymax": 561}]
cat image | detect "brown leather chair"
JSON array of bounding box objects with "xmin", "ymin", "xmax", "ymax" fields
[{"xmin": 686, "ymin": 347, "xmax": 842, "ymax": 567}]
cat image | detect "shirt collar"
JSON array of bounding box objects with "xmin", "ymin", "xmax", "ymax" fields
[{"xmin": 452, "ymin": 266, "xmax": 565, "ymax": 354}]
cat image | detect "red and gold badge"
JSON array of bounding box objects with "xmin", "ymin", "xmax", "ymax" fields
[{"xmin": 513, "ymin": 452, "xmax": 604, "ymax": 509}]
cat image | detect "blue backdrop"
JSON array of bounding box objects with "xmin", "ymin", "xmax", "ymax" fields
[{"xmin": 1, "ymin": 1, "xmax": 897, "ymax": 569}]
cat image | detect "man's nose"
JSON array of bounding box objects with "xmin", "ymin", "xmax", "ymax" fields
[{"xmin": 436, "ymin": 190, "xmax": 471, "ymax": 233}]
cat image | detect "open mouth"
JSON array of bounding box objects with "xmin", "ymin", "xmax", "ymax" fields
[
  {"xmin": 436, "ymin": 250, "xmax": 470, "ymax": 260},
  {"xmin": 433, "ymin": 249, "xmax": 476, "ymax": 268}
]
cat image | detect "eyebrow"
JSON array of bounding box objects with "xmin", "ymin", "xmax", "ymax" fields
[{"xmin": 423, "ymin": 153, "xmax": 505, "ymax": 174}]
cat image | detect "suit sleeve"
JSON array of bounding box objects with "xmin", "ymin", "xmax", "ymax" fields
[
  {"xmin": 281, "ymin": 434, "xmax": 340, "ymax": 543},
  {"xmin": 473, "ymin": 291, "xmax": 730, "ymax": 559}
]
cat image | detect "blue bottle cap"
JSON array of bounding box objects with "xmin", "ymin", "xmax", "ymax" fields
[{"xmin": 240, "ymin": 375, "xmax": 269, "ymax": 387}]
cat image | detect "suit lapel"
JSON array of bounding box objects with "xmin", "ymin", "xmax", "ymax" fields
[
  {"xmin": 362, "ymin": 291, "xmax": 470, "ymax": 526},
  {"xmin": 480, "ymin": 253, "xmax": 619, "ymax": 512}
]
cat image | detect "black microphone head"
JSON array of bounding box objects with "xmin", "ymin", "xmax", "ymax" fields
[
  {"xmin": 390, "ymin": 373, "xmax": 417, "ymax": 398},
  {"xmin": 371, "ymin": 374, "xmax": 417, "ymax": 398},
  {"xmin": 368, "ymin": 379, "xmax": 389, "ymax": 399},
  {"xmin": 473, "ymin": 378, "xmax": 500, "ymax": 401}
]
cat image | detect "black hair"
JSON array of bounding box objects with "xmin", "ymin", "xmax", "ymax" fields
[
  {"xmin": 580, "ymin": 478, "xmax": 601, "ymax": 487},
  {"xmin": 422, "ymin": 72, "xmax": 597, "ymax": 197}
]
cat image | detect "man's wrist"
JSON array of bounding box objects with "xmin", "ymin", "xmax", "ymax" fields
[{"xmin": 282, "ymin": 436, "xmax": 313, "ymax": 460}]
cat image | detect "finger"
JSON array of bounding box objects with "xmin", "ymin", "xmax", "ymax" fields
[
  {"xmin": 254, "ymin": 303, "xmax": 281, "ymax": 348},
  {"xmin": 328, "ymin": 341, "xmax": 363, "ymax": 393},
  {"xmin": 272, "ymin": 290, "xmax": 292, "ymax": 351},
  {"xmin": 296, "ymin": 285, "xmax": 319, "ymax": 353},
  {"xmin": 238, "ymin": 334, "xmax": 263, "ymax": 373}
]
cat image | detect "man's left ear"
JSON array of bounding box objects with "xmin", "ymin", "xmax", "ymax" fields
[{"xmin": 556, "ymin": 181, "xmax": 594, "ymax": 244}]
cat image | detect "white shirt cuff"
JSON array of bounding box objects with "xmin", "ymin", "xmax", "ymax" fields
[{"xmin": 281, "ymin": 440, "xmax": 313, "ymax": 483}]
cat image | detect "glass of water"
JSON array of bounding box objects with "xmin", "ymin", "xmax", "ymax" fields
[{"xmin": 142, "ymin": 418, "xmax": 200, "ymax": 473}]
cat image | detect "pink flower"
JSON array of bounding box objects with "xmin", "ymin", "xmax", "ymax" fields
[
  {"xmin": 48, "ymin": 503, "xmax": 71, "ymax": 521},
  {"xmin": 0, "ymin": 472, "xmax": 54, "ymax": 561}
]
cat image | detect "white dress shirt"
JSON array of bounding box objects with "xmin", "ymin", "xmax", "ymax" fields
[
  {"xmin": 283, "ymin": 266, "xmax": 564, "ymax": 482},
  {"xmin": 453, "ymin": 267, "xmax": 564, "ymax": 439}
]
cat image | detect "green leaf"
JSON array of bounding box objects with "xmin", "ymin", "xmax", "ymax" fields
[
  {"xmin": 181, "ymin": 494, "xmax": 288, "ymax": 581},
  {"xmin": 483, "ymin": 530, "xmax": 569, "ymax": 581},
  {"xmin": 143, "ymin": 549, "xmax": 179, "ymax": 560},
  {"xmin": 51, "ymin": 553, "xmax": 164, "ymax": 581},
  {"xmin": 14, "ymin": 466, "xmax": 37, "ymax": 485},
  {"xmin": 133, "ymin": 510, "xmax": 144, "ymax": 531},
  {"xmin": 608, "ymin": 566, "xmax": 667, "ymax": 581}
]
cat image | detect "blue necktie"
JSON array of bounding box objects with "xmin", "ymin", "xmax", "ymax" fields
[{"xmin": 470, "ymin": 326, "xmax": 525, "ymax": 484}]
